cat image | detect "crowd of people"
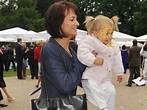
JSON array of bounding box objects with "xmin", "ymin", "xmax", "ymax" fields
[
  {"xmin": 0, "ymin": 1, "xmax": 146, "ymax": 109},
  {"xmin": 0, "ymin": 38, "xmax": 48, "ymax": 107}
]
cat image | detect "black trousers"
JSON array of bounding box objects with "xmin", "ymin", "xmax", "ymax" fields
[
  {"xmin": 127, "ymin": 66, "xmax": 140, "ymax": 85},
  {"xmin": 7, "ymin": 60, "xmax": 16, "ymax": 71},
  {"xmin": 16, "ymin": 60, "xmax": 23, "ymax": 79},
  {"xmin": 29, "ymin": 64, "xmax": 38, "ymax": 78},
  {"xmin": 0, "ymin": 90, "xmax": 3, "ymax": 101}
]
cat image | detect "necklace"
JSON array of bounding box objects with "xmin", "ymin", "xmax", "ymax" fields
[{"xmin": 56, "ymin": 39, "xmax": 72, "ymax": 57}]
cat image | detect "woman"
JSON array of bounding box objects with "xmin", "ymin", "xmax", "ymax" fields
[
  {"xmin": 22, "ymin": 43, "xmax": 28, "ymax": 78},
  {"xmin": 39, "ymin": 1, "xmax": 86, "ymax": 99},
  {"xmin": 34, "ymin": 40, "xmax": 43, "ymax": 88},
  {"xmin": 121, "ymin": 45, "xmax": 128, "ymax": 73},
  {"xmin": 0, "ymin": 48, "xmax": 15, "ymax": 101}
]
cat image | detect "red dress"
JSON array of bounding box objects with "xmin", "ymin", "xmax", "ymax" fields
[{"xmin": 34, "ymin": 45, "xmax": 42, "ymax": 63}]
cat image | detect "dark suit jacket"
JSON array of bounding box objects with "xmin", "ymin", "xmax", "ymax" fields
[
  {"xmin": 40, "ymin": 37, "xmax": 86, "ymax": 99},
  {"xmin": 128, "ymin": 45, "xmax": 141, "ymax": 67},
  {"xmin": 26, "ymin": 48, "xmax": 35, "ymax": 66},
  {"xmin": 7, "ymin": 48, "xmax": 14, "ymax": 61},
  {"xmin": 15, "ymin": 43, "xmax": 24, "ymax": 61}
]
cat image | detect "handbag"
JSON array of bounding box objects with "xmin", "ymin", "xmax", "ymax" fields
[
  {"xmin": 31, "ymin": 94, "xmax": 87, "ymax": 110},
  {"xmin": 31, "ymin": 45, "xmax": 87, "ymax": 110}
]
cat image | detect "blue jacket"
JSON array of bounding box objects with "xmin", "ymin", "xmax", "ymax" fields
[{"xmin": 40, "ymin": 37, "xmax": 86, "ymax": 98}]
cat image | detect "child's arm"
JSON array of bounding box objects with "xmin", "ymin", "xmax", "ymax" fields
[{"xmin": 92, "ymin": 50, "xmax": 104, "ymax": 66}]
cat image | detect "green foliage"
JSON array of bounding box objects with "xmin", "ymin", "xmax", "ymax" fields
[
  {"xmin": 0, "ymin": 0, "xmax": 146, "ymax": 37},
  {"xmin": 133, "ymin": 0, "xmax": 147, "ymax": 36},
  {"xmin": 0, "ymin": 0, "xmax": 44, "ymax": 31}
]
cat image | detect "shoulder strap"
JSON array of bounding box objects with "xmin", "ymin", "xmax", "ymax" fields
[{"xmin": 40, "ymin": 45, "xmax": 49, "ymax": 99}]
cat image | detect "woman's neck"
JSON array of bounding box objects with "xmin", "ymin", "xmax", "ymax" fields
[{"xmin": 55, "ymin": 38, "xmax": 72, "ymax": 56}]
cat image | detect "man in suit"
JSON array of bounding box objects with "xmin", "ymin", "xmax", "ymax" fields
[
  {"xmin": 7, "ymin": 44, "xmax": 16, "ymax": 71},
  {"xmin": 126, "ymin": 39, "xmax": 141, "ymax": 87},
  {"xmin": 26, "ymin": 44, "xmax": 38, "ymax": 79},
  {"xmin": 15, "ymin": 38, "xmax": 25, "ymax": 79}
]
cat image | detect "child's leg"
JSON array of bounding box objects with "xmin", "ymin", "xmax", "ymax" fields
[
  {"xmin": 103, "ymin": 82, "xmax": 116, "ymax": 110},
  {"xmin": 81, "ymin": 79, "xmax": 108, "ymax": 110}
]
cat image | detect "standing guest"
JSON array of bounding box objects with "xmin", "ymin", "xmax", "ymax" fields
[
  {"xmin": 34, "ymin": 40, "xmax": 43, "ymax": 88},
  {"xmin": 126, "ymin": 39, "xmax": 141, "ymax": 87},
  {"xmin": 39, "ymin": 1, "xmax": 86, "ymax": 99},
  {"xmin": 7, "ymin": 44, "xmax": 16, "ymax": 71},
  {"xmin": 1, "ymin": 46, "xmax": 8, "ymax": 71},
  {"xmin": 15, "ymin": 38, "xmax": 25, "ymax": 79},
  {"xmin": 0, "ymin": 49, "xmax": 15, "ymax": 102},
  {"xmin": 140, "ymin": 42, "xmax": 147, "ymax": 80},
  {"xmin": 26, "ymin": 44, "xmax": 38, "ymax": 79},
  {"xmin": 22, "ymin": 43, "xmax": 28, "ymax": 78},
  {"xmin": 121, "ymin": 45, "xmax": 128, "ymax": 73},
  {"xmin": 0, "ymin": 90, "xmax": 7, "ymax": 107},
  {"xmin": 77, "ymin": 15, "xmax": 123, "ymax": 110}
]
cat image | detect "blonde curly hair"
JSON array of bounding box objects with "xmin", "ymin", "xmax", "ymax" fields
[{"xmin": 84, "ymin": 15, "xmax": 119, "ymax": 35}]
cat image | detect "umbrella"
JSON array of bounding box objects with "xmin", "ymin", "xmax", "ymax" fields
[{"xmin": 30, "ymin": 87, "xmax": 41, "ymax": 96}]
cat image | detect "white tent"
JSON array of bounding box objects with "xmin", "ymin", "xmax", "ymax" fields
[
  {"xmin": 112, "ymin": 31, "xmax": 137, "ymax": 41},
  {"xmin": 116, "ymin": 41, "xmax": 143, "ymax": 47},
  {"xmin": 76, "ymin": 29, "xmax": 87, "ymax": 41},
  {"xmin": 136, "ymin": 34, "xmax": 147, "ymax": 42},
  {"xmin": 37, "ymin": 29, "xmax": 87, "ymax": 41},
  {"xmin": 0, "ymin": 37, "xmax": 16, "ymax": 42},
  {"xmin": 37, "ymin": 30, "xmax": 51, "ymax": 39},
  {"xmin": 0, "ymin": 27, "xmax": 39, "ymax": 42},
  {"xmin": 75, "ymin": 30, "xmax": 137, "ymax": 42}
]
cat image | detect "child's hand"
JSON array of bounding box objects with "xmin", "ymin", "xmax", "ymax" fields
[
  {"xmin": 92, "ymin": 50, "xmax": 98, "ymax": 57},
  {"xmin": 94, "ymin": 58, "xmax": 104, "ymax": 66},
  {"xmin": 117, "ymin": 75, "xmax": 123, "ymax": 83}
]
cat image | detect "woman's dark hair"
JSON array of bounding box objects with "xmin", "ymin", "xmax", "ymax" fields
[
  {"xmin": 122, "ymin": 45, "xmax": 126, "ymax": 50},
  {"xmin": 45, "ymin": 1, "xmax": 78, "ymax": 39}
]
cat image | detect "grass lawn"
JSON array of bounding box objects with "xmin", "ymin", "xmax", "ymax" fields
[{"xmin": 4, "ymin": 69, "xmax": 30, "ymax": 77}]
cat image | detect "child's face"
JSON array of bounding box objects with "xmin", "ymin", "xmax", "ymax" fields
[
  {"xmin": 95, "ymin": 21, "xmax": 114, "ymax": 45},
  {"xmin": 97, "ymin": 26, "xmax": 114, "ymax": 45}
]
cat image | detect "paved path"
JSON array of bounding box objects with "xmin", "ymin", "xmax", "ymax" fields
[{"xmin": 1, "ymin": 69, "xmax": 147, "ymax": 110}]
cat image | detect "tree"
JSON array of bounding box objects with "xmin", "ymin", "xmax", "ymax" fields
[
  {"xmin": 0, "ymin": 0, "xmax": 44, "ymax": 32},
  {"xmin": 133, "ymin": 0, "xmax": 147, "ymax": 36}
]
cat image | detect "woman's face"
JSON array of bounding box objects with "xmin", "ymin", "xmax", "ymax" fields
[{"xmin": 61, "ymin": 9, "xmax": 79, "ymax": 38}]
